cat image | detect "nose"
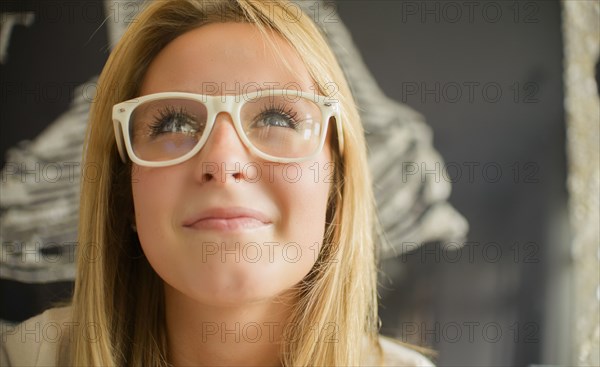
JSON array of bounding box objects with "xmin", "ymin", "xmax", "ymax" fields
[{"xmin": 191, "ymin": 112, "xmax": 251, "ymax": 184}]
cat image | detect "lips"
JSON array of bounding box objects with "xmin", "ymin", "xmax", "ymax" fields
[{"xmin": 182, "ymin": 207, "xmax": 272, "ymax": 231}]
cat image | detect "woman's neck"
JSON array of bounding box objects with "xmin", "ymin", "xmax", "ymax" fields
[{"xmin": 164, "ymin": 284, "xmax": 294, "ymax": 367}]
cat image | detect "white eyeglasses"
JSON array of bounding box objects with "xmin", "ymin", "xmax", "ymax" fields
[{"xmin": 112, "ymin": 89, "xmax": 344, "ymax": 166}]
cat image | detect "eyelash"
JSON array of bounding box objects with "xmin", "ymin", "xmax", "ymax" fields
[
  {"xmin": 254, "ymin": 103, "xmax": 301, "ymax": 129},
  {"xmin": 149, "ymin": 106, "xmax": 197, "ymax": 136}
]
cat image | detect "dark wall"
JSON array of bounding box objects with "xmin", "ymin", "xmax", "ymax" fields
[
  {"xmin": 334, "ymin": 1, "xmax": 567, "ymax": 365},
  {"xmin": 0, "ymin": 0, "xmax": 109, "ymax": 159}
]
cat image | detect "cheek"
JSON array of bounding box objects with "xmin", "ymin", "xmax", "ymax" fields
[
  {"xmin": 131, "ymin": 167, "xmax": 182, "ymax": 268},
  {"xmin": 273, "ymin": 161, "xmax": 333, "ymax": 256},
  {"xmin": 132, "ymin": 169, "xmax": 175, "ymax": 226}
]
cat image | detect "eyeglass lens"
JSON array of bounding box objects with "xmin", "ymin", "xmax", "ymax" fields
[{"xmin": 129, "ymin": 95, "xmax": 324, "ymax": 162}]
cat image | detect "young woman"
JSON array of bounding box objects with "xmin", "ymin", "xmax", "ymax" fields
[{"xmin": 1, "ymin": 1, "xmax": 434, "ymax": 366}]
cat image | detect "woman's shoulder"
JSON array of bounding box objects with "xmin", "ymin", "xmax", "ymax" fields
[
  {"xmin": 364, "ymin": 335, "xmax": 435, "ymax": 367},
  {"xmin": 1, "ymin": 306, "xmax": 72, "ymax": 367},
  {"xmin": 380, "ymin": 336, "xmax": 435, "ymax": 366}
]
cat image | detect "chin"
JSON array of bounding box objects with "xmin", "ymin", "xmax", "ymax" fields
[
  {"xmin": 183, "ymin": 265, "xmax": 303, "ymax": 306},
  {"xmin": 194, "ymin": 281, "xmax": 289, "ymax": 306}
]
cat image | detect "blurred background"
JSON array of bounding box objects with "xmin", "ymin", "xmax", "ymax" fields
[
  {"xmin": 333, "ymin": 1, "xmax": 598, "ymax": 365},
  {"xmin": 1, "ymin": 1, "xmax": 598, "ymax": 366}
]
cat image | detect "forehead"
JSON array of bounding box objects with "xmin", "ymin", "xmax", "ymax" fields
[{"xmin": 139, "ymin": 22, "xmax": 315, "ymax": 96}]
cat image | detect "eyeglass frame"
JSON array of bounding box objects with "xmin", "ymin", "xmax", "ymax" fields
[{"xmin": 112, "ymin": 89, "xmax": 344, "ymax": 167}]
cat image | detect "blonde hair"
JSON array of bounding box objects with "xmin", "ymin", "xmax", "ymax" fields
[{"xmin": 68, "ymin": 0, "xmax": 382, "ymax": 365}]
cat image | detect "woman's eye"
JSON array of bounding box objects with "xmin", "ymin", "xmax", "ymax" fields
[
  {"xmin": 251, "ymin": 106, "xmax": 300, "ymax": 130},
  {"xmin": 255, "ymin": 113, "xmax": 297, "ymax": 129},
  {"xmin": 149, "ymin": 106, "xmax": 200, "ymax": 136}
]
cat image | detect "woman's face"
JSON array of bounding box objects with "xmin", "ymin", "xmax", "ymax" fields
[{"xmin": 131, "ymin": 23, "xmax": 334, "ymax": 306}]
